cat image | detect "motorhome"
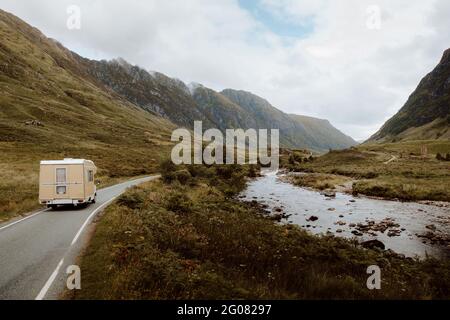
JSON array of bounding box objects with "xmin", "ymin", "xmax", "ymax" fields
[{"xmin": 39, "ymin": 159, "xmax": 97, "ymax": 208}]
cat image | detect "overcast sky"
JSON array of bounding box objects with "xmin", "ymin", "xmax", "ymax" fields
[{"xmin": 2, "ymin": 0, "xmax": 449, "ymax": 140}]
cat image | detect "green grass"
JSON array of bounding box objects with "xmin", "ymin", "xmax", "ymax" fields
[
  {"xmin": 282, "ymin": 141, "xmax": 450, "ymax": 202},
  {"xmin": 70, "ymin": 163, "xmax": 450, "ymax": 300}
]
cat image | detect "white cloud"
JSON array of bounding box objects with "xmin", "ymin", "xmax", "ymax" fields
[{"xmin": 1, "ymin": 0, "xmax": 449, "ymax": 140}]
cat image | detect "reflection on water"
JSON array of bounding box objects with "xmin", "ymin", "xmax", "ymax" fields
[{"xmin": 241, "ymin": 171, "xmax": 450, "ymax": 259}]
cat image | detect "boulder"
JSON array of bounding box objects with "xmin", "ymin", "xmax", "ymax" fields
[
  {"xmin": 361, "ymin": 240, "xmax": 385, "ymax": 250},
  {"xmin": 322, "ymin": 191, "xmax": 336, "ymax": 198}
]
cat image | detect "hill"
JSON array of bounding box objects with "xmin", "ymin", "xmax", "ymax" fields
[
  {"xmin": 369, "ymin": 49, "xmax": 450, "ymax": 142},
  {"xmin": 0, "ymin": 8, "xmax": 357, "ymax": 219},
  {"xmin": 220, "ymin": 89, "xmax": 358, "ymax": 151},
  {"xmin": 289, "ymin": 114, "xmax": 358, "ymax": 151},
  {"xmin": 78, "ymin": 57, "xmax": 357, "ymax": 152},
  {"xmin": 0, "ymin": 9, "xmax": 174, "ymax": 220}
]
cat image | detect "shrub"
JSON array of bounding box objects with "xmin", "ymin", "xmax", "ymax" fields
[
  {"xmin": 160, "ymin": 159, "xmax": 181, "ymax": 184},
  {"xmin": 215, "ymin": 165, "xmax": 240, "ymax": 179},
  {"xmin": 248, "ymin": 165, "xmax": 259, "ymax": 178},
  {"xmin": 288, "ymin": 154, "xmax": 296, "ymax": 165},
  {"xmin": 186, "ymin": 165, "xmax": 213, "ymax": 178},
  {"xmin": 173, "ymin": 170, "xmax": 191, "ymax": 185},
  {"xmin": 117, "ymin": 188, "xmax": 146, "ymax": 210},
  {"xmin": 166, "ymin": 192, "xmax": 193, "ymax": 214}
]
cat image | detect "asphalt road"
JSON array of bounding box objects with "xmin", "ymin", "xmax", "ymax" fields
[{"xmin": 0, "ymin": 175, "xmax": 159, "ymax": 300}]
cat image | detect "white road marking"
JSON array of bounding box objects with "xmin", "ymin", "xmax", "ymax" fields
[
  {"xmin": 70, "ymin": 196, "xmax": 118, "ymax": 246},
  {"xmin": 0, "ymin": 209, "xmax": 49, "ymax": 232},
  {"xmin": 32, "ymin": 175, "xmax": 159, "ymax": 300},
  {"xmin": 35, "ymin": 258, "xmax": 64, "ymax": 300},
  {"xmin": 0, "ymin": 176, "xmax": 152, "ymax": 232},
  {"xmin": 34, "ymin": 197, "xmax": 119, "ymax": 301},
  {"xmin": 35, "ymin": 197, "xmax": 119, "ymax": 300}
]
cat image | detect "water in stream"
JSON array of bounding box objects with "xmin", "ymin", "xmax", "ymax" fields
[{"xmin": 241, "ymin": 171, "xmax": 450, "ymax": 259}]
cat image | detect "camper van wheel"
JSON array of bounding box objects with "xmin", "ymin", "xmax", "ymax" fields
[
  {"xmin": 48, "ymin": 205, "xmax": 57, "ymax": 210},
  {"xmin": 92, "ymin": 193, "xmax": 97, "ymax": 204}
]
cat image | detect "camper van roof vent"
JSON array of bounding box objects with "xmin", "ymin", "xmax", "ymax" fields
[{"xmin": 41, "ymin": 159, "xmax": 87, "ymax": 165}]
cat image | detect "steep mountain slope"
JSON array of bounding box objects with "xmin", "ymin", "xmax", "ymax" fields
[
  {"xmin": 0, "ymin": 9, "xmax": 174, "ymax": 219},
  {"xmin": 191, "ymin": 85, "xmax": 257, "ymax": 130},
  {"xmin": 221, "ymin": 89, "xmax": 358, "ymax": 151},
  {"xmin": 369, "ymin": 49, "xmax": 450, "ymax": 142},
  {"xmin": 289, "ymin": 115, "xmax": 358, "ymax": 150},
  {"xmin": 78, "ymin": 57, "xmax": 214, "ymax": 128},
  {"xmin": 78, "ymin": 55, "xmax": 357, "ymax": 152},
  {"xmin": 0, "ymin": 7, "xmax": 358, "ymax": 220}
]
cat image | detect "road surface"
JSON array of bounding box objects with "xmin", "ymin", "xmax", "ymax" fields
[{"xmin": 0, "ymin": 175, "xmax": 159, "ymax": 300}]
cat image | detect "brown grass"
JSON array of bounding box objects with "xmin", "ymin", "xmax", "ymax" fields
[
  {"xmin": 70, "ymin": 164, "xmax": 450, "ymax": 300},
  {"xmin": 286, "ymin": 173, "xmax": 352, "ymax": 191},
  {"xmin": 282, "ymin": 141, "xmax": 450, "ymax": 202}
]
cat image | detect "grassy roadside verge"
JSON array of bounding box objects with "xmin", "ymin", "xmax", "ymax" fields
[
  {"xmin": 281, "ymin": 141, "xmax": 450, "ymax": 202},
  {"xmin": 0, "ymin": 142, "xmax": 172, "ymax": 223},
  {"xmin": 70, "ymin": 162, "xmax": 450, "ymax": 300}
]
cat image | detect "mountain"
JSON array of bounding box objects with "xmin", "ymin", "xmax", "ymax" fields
[
  {"xmin": 221, "ymin": 89, "xmax": 357, "ymax": 151},
  {"xmin": 77, "ymin": 57, "xmax": 214, "ymax": 128},
  {"xmin": 369, "ymin": 49, "xmax": 450, "ymax": 142},
  {"xmin": 80, "ymin": 56, "xmax": 357, "ymax": 151},
  {"xmin": 0, "ymin": 9, "xmax": 175, "ymax": 179},
  {"xmin": 0, "ymin": 8, "xmax": 356, "ymax": 216},
  {"xmin": 0, "ymin": 7, "xmax": 356, "ymax": 162},
  {"xmin": 191, "ymin": 86, "xmax": 257, "ymax": 130},
  {"xmin": 288, "ymin": 114, "xmax": 358, "ymax": 150}
]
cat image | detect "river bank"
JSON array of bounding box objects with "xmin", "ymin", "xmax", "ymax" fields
[
  {"xmin": 71, "ymin": 163, "xmax": 450, "ymax": 300},
  {"xmin": 241, "ymin": 170, "xmax": 450, "ymax": 259}
]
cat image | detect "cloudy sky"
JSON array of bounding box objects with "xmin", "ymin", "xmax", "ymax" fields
[{"xmin": 2, "ymin": 0, "xmax": 450, "ymax": 140}]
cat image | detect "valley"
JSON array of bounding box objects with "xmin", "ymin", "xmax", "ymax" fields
[
  {"xmin": 69, "ymin": 163, "xmax": 450, "ymax": 300},
  {"xmin": 282, "ymin": 140, "xmax": 450, "ymax": 202},
  {"xmin": 0, "ymin": 7, "xmax": 449, "ymax": 301},
  {"xmin": 0, "ymin": 9, "xmax": 356, "ymax": 221}
]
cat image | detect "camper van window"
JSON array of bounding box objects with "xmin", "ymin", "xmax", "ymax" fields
[
  {"xmin": 56, "ymin": 168, "xmax": 66, "ymax": 184},
  {"xmin": 88, "ymin": 170, "xmax": 94, "ymax": 182},
  {"xmin": 56, "ymin": 186, "xmax": 67, "ymax": 195}
]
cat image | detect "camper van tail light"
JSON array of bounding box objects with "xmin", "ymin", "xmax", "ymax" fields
[
  {"xmin": 78, "ymin": 200, "xmax": 84, "ymax": 203},
  {"xmin": 42, "ymin": 201, "xmax": 47, "ymax": 204}
]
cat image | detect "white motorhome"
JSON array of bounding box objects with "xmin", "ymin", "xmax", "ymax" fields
[{"xmin": 39, "ymin": 159, "xmax": 97, "ymax": 208}]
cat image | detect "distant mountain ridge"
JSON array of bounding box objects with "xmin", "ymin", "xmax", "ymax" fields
[
  {"xmin": 220, "ymin": 89, "xmax": 357, "ymax": 151},
  {"xmin": 0, "ymin": 8, "xmax": 357, "ymax": 153},
  {"xmin": 79, "ymin": 58, "xmax": 357, "ymax": 152},
  {"xmin": 369, "ymin": 48, "xmax": 450, "ymax": 142},
  {"xmin": 0, "ymin": 9, "xmax": 175, "ymax": 179}
]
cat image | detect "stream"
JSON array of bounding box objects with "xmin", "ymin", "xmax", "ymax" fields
[{"xmin": 240, "ymin": 171, "xmax": 450, "ymax": 259}]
